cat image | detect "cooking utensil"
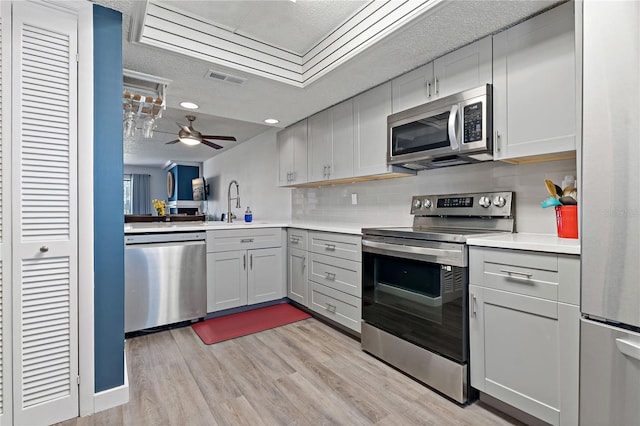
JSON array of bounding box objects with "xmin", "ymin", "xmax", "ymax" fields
[
  {"xmin": 541, "ymin": 197, "xmax": 562, "ymax": 208},
  {"xmin": 544, "ymin": 179, "xmax": 562, "ymax": 198},
  {"xmin": 562, "ymin": 185, "xmax": 578, "ymax": 200},
  {"xmin": 559, "ymin": 196, "xmax": 578, "ymax": 205}
]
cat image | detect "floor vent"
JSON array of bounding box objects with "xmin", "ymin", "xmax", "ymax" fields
[{"xmin": 204, "ymin": 69, "xmax": 247, "ymax": 86}]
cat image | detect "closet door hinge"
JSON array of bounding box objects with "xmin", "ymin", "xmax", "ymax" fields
[{"xmin": 77, "ymin": 375, "xmax": 81, "ymax": 385}]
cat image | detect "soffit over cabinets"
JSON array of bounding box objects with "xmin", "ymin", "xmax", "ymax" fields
[{"xmin": 131, "ymin": 0, "xmax": 448, "ymax": 87}]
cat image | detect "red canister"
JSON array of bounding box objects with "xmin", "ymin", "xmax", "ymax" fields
[{"xmin": 555, "ymin": 205, "xmax": 578, "ymax": 239}]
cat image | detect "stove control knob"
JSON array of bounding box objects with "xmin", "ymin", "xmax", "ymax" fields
[
  {"xmin": 479, "ymin": 196, "xmax": 492, "ymax": 208},
  {"xmin": 413, "ymin": 199, "xmax": 422, "ymax": 209},
  {"xmin": 423, "ymin": 199, "xmax": 432, "ymax": 209},
  {"xmin": 492, "ymin": 196, "xmax": 506, "ymax": 208}
]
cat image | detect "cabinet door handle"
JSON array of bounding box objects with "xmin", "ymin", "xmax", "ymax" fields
[
  {"xmin": 40, "ymin": 246, "xmax": 49, "ymax": 253},
  {"xmin": 471, "ymin": 293, "xmax": 477, "ymax": 317},
  {"xmin": 427, "ymin": 81, "xmax": 432, "ymax": 98},
  {"xmin": 243, "ymin": 254, "xmax": 246, "ymax": 270},
  {"xmin": 500, "ymin": 269, "xmax": 533, "ymax": 279},
  {"xmin": 325, "ymin": 272, "xmax": 336, "ymax": 281},
  {"xmin": 240, "ymin": 238, "xmax": 254, "ymax": 243},
  {"xmin": 434, "ymin": 76, "xmax": 439, "ymax": 95},
  {"xmin": 495, "ymin": 131, "xmax": 502, "ymax": 152},
  {"xmin": 325, "ymin": 244, "xmax": 336, "ymax": 251},
  {"xmin": 287, "ymin": 172, "xmax": 291, "ymax": 182},
  {"xmin": 250, "ymin": 254, "xmax": 253, "ymax": 270},
  {"xmin": 326, "ymin": 165, "xmax": 331, "ymax": 178},
  {"xmin": 290, "ymin": 237, "xmax": 299, "ymax": 244},
  {"xmin": 326, "ymin": 303, "xmax": 337, "ymax": 313}
]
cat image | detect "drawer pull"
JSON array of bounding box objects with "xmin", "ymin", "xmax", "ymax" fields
[
  {"xmin": 500, "ymin": 269, "xmax": 533, "ymax": 279},
  {"xmin": 325, "ymin": 244, "xmax": 336, "ymax": 251},
  {"xmin": 325, "ymin": 272, "xmax": 336, "ymax": 281},
  {"xmin": 240, "ymin": 238, "xmax": 254, "ymax": 243},
  {"xmin": 290, "ymin": 237, "xmax": 300, "ymax": 244},
  {"xmin": 326, "ymin": 303, "xmax": 337, "ymax": 313}
]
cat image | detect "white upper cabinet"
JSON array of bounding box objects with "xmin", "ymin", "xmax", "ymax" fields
[
  {"xmin": 493, "ymin": 2, "xmax": 576, "ymax": 162},
  {"xmin": 277, "ymin": 119, "xmax": 308, "ymax": 186},
  {"xmin": 353, "ymin": 82, "xmax": 393, "ymax": 177},
  {"xmin": 307, "ymin": 99, "xmax": 354, "ymax": 183},
  {"xmin": 391, "ymin": 62, "xmax": 434, "ymax": 113},
  {"xmin": 391, "ymin": 36, "xmax": 492, "ymax": 113},
  {"xmin": 433, "ymin": 36, "xmax": 492, "ymax": 98}
]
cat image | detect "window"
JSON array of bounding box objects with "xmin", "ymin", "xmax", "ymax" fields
[{"xmin": 124, "ymin": 174, "xmax": 132, "ymax": 214}]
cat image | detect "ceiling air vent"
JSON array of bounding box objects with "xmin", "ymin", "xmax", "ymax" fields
[{"xmin": 204, "ymin": 69, "xmax": 247, "ymax": 86}]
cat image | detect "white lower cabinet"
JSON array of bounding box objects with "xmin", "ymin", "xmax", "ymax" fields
[
  {"xmin": 286, "ymin": 228, "xmax": 308, "ymax": 306},
  {"xmin": 286, "ymin": 229, "xmax": 362, "ymax": 333},
  {"xmin": 287, "ymin": 248, "xmax": 307, "ymax": 306},
  {"xmin": 207, "ymin": 229, "xmax": 285, "ymax": 313},
  {"xmin": 469, "ymin": 247, "xmax": 579, "ymax": 426},
  {"xmin": 307, "ymin": 231, "xmax": 362, "ymax": 333}
]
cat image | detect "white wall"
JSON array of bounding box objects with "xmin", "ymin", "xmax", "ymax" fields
[
  {"xmin": 203, "ymin": 128, "xmax": 292, "ymax": 221},
  {"xmin": 123, "ymin": 165, "xmax": 167, "ymax": 203},
  {"xmin": 292, "ymin": 159, "xmax": 578, "ymax": 234}
]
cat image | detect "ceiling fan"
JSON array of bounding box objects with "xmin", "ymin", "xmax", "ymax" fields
[{"xmin": 166, "ymin": 115, "xmax": 237, "ymax": 149}]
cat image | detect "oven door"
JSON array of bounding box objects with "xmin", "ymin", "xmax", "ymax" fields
[{"xmin": 362, "ymin": 237, "xmax": 469, "ymax": 363}]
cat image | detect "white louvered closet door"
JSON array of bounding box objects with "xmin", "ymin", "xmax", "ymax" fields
[
  {"xmin": 0, "ymin": 2, "xmax": 13, "ymax": 425},
  {"xmin": 11, "ymin": 2, "xmax": 79, "ymax": 425}
]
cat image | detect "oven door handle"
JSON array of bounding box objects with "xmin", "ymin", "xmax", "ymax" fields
[{"xmin": 362, "ymin": 239, "xmax": 465, "ymax": 266}]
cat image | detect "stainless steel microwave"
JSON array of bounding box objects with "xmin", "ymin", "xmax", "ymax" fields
[{"xmin": 387, "ymin": 84, "xmax": 492, "ymax": 170}]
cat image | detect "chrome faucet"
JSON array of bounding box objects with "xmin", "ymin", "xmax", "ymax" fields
[{"xmin": 227, "ymin": 180, "xmax": 240, "ymax": 223}]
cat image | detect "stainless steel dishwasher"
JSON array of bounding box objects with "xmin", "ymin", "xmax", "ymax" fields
[{"xmin": 125, "ymin": 232, "xmax": 206, "ymax": 333}]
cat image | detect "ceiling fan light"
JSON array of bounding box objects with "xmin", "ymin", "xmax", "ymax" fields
[{"xmin": 179, "ymin": 135, "xmax": 200, "ymax": 145}]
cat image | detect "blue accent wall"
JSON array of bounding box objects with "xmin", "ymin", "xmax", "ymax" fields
[{"xmin": 93, "ymin": 5, "xmax": 125, "ymax": 392}]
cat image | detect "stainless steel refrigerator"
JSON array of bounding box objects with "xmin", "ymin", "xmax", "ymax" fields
[{"xmin": 581, "ymin": 2, "xmax": 640, "ymax": 425}]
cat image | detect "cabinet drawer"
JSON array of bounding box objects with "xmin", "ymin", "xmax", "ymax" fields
[
  {"xmin": 207, "ymin": 228, "xmax": 284, "ymax": 252},
  {"xmin": 308, "ymin": 253, "xmax": 361, "ymax": 297},
  {"xmin": 309, "ymin": 282, "xmax": 361, "ymax": 333},
  {"xmin": 470, "ymin": 247, "xmax": 559, "ymax": 301},
  {"xmin": 287, "ymin": 228, "xmax": 308, "ymax": 249},
  {"xmin": 308, "ymin": 231, "xmax": 361, "ymax": 261}
]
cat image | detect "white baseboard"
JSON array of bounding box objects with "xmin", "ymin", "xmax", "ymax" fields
[{"xmin": 93, "ymin": 354, "xmax": 130, "ymax": 413}]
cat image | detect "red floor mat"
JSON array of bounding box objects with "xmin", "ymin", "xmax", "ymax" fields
[{"xmin": 192, "ymin": 303, "xmax": 311, "ymax": 345}]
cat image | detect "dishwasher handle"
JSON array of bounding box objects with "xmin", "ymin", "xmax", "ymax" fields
[
  {"xmin": 125, "ymin": 240, "xmax": 205, "ymax": 249},
  {"xmin": 125, "ymin": 232, "xmax": 206, "ymax": 245}
]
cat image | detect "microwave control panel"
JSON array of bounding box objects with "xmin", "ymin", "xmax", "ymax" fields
[{"xmin": 463, "ymin": 102, "xmax": 483, "ymax": 143}]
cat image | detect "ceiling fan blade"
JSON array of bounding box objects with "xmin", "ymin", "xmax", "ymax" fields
[
  {"xmin": 176, "ymin": 122, "xmax": 191, "ymax": 133},
  {"xmin": 165, "ymin": 139, "xmax": 180, "ymax": 144},
  {"xmin": 201, "ymin": 135, "xmax": 237, "ymax": 141},
  {"xmin": 201, "ymin": 139, "xmax": 224, "ymax": 150}
]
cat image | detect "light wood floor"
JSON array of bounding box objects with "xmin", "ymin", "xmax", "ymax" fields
[{"xmin": 58, "ymin": 317, "xmax": 521, "ymax": 426}]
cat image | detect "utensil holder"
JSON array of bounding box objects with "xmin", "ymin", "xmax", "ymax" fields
[{"xmin": 555, "ymin": 205, "xmax": 578, "ymax": 239}]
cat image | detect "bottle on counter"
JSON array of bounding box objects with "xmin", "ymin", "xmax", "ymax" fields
[{"xmin": 244, "ymin": 207, "xmax": 253, "ymax": 223}]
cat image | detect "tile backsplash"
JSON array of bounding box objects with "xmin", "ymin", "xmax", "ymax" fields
[{"xmin": 292, "ymin": 159, "xmax": 577, "ymax": 234}]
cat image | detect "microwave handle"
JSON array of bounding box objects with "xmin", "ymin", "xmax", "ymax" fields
[{"xmin": 448, "ymin": 104, "xmax": 460, "ymax": 151}]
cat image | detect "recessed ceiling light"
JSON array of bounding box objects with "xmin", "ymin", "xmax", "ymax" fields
[
  {"xmin": 180, "ymin": 101, "xmax": 199, "ymax": 109},
  {"xmin": 264, "ymin": 118, "xmax": 279, "ymax": 124}
]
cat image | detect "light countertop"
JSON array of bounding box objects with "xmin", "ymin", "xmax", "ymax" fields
[
  {"xmin": 124, "ymin": 221, "xmax": 364, "ymax": 235},
  {"xmin": 125, "ymin": 223, "xmax": 581, "ymax": 254},
  {"xmin": 466, "ymin": 233, "xmax": 580, "ymax": 255}
]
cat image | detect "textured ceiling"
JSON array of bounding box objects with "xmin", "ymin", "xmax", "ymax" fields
[{"xmin": 92, "ymin": 0, "xmax": 562, "ymax": 166}]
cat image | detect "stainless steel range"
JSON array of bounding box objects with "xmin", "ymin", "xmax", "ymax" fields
[{"xmin": 361, "ymin": 191, "xmax": 514, "ymax": 404}]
